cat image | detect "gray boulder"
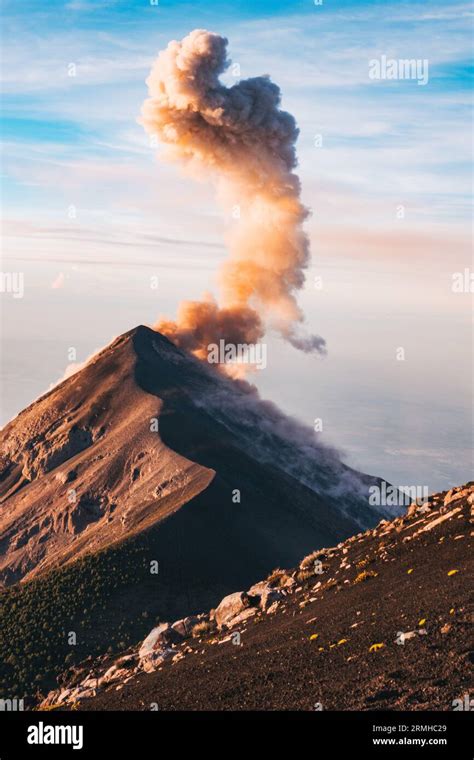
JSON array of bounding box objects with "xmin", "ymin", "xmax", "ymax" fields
[
  {"xmin": 141, "ymin": 647, "xmax": 175, "ymax": 673},
  {"xmin": 139, "ymin": 623, "xmax": 182, "ymax": 663},
  {"xmin": 171, "ymin": 616, "xmax": 199, "ymax": 638},
  {"xmin": 99, "ymin": 665, "xmax": 131, "ymax": 685},
  {"xmin": 215, "ymin": 592, "xmax": 251, "ymax": 628}
]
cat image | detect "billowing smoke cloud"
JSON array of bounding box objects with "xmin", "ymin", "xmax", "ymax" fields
[
  {"xmin": 140, "ymin": 29, "xmax": 325, "ymax": 362},
  {"xmin": 156, "ymin": 295, "xmax": 263, "ymax": 361}
]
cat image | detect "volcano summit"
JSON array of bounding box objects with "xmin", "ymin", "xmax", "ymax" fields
[{"xmin": 0, "ymin": 325, "xmax": 395, "ymax": 598}]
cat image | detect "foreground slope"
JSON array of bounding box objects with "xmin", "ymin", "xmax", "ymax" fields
[{"xmin": 52, "ymin": 483, "xmax": 472, "ymax": 711}]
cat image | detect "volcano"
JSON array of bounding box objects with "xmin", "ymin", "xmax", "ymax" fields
[{"xmin": 0, "ymin": 326, "xmax": 397, "ymax": 599}]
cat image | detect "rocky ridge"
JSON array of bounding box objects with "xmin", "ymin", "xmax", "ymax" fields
[{"xmin": 39, "ymin": 482, "xmax": 473, "ymax": 711}]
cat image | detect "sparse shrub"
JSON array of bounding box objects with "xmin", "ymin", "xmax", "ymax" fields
[
  {"xmin": 0, "ymin": 523, "xmax": 202, "ymax": 698},
  {"xmin": 296, "ymin": 569, "xmax": 315, "ymax": 582},
  {"xmin": 353, "ymin": 570, "xmax": 378, "ymax": 584},
  {"xmin": 297, "ymin": 550, "xmax": 328, "ymax": 582},
  {"xmin": 266, "ymin": 568, "xmax": 293, "ymax": 587},
  {"xmin": 191, "ymin": 620, "xmax": 216, "ymax": 638},
  {"xmin": 267, "ymin": 567, "xmax": 285, "ymax": 585},
  {"xmin": 299, "ymin": 550, "xmax": 326, "ymax": 570},
  {"xmin": 356, "ymin": 557, "xmax": 374, "ymax": 570}
]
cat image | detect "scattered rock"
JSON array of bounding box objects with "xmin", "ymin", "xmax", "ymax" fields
[
  {"xmin": 74, "ymin": 687, "xmax": 97, "ymax": 701},
  {"xmin": 171, "ymin": 616, "xmax": 199, "ymax": 638},
  {"xmin": 214, "ymin": 592, "xmax": 251, "ymax": 629},
  {"xmin": 227, "ymin": 607, "xmax": 257, "ymax": 627},
  {"xmin": 417, "ymin": 504, "xmax": 431, "ymax": 515},
  {"xmin": 139, "ymin": 623, "xmax": 183, "ymax": 659},
  {"xmin": 397, "ymin": 631, "xmax": 418, "ymax": 643},
  {"xmin": 444, "ymin": 488, "xmax": 471, "ymax": 507},
  {"xmin": 115, "ymin": 654, "xmax": 137, "ymax": 668},
  {"xmin": 138, "ymin": 623, "xmax": 183, "ymax": 670},
  {"xmin": 141, "ymin": 647, "xmax": 175, "ymax": 674},
  {"xmin": 100, "ymin": 665, "xmax": 131, "ymax": 685},
  {"xmin": 266, "ymin": 601, "xmax": 280, "ymax": 615}
]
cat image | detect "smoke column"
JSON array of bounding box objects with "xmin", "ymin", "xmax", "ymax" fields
[{"xmin": 140, "ymin": 29, "xmax": 325, "ymax": 361}]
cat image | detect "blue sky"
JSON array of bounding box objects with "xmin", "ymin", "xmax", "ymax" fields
[
  {"xmin": 1, "ymin": 0, "xmax": 472, "ymax": 490},
  {"xmin": 2, "ymin": 0, "xmax": 472, "ymax": 225}
]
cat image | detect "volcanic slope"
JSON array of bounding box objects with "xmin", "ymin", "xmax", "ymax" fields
[
  {"xmin": 0, "ymin": 325, "xmax": 394, "ymax": 592},
  {"xmin": 61, "ymin": 484, "xmax": 473, "ymax": 712}
]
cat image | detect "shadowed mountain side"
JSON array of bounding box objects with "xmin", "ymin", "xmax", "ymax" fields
[
  {"xmin": 135, "ymin": 464, "xmax": 362, "ymax": 606},
  {"xmin": 131, "ymin": 326, "xmax": 393, "ymax": 530}
]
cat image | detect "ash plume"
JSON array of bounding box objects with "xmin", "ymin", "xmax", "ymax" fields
[{"xmin": 140, "ymin": 29, "xmax": 325, "ymax": 362}]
